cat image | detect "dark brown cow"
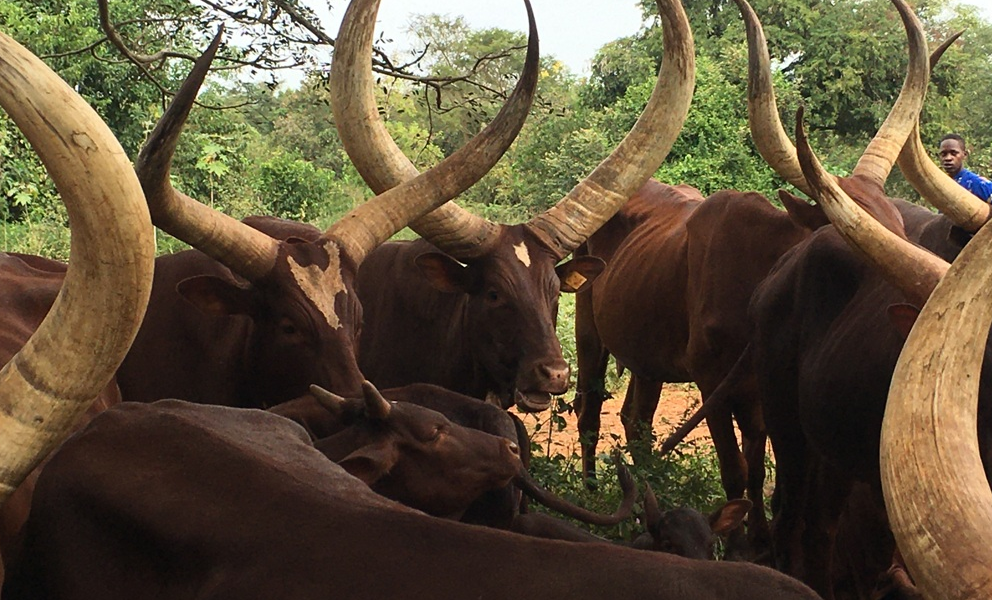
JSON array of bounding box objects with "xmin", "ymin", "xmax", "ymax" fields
[
  {"xmin": 337, "ymin": 0, "xmax": 695, "ymax": 412},
  {"xmin": 0, "ymin": 32, "xmax": 155, "ymax": 583},
  {"xmin": 3, "ymin": 400, "xmax": 823, "ymax": 600},
  {"xmin": 735, "ymin": 2, "xmax": 978, "ymax": 596},
  {"xmin": 0, "ymin": 255, "xmax": 127, "ymax": 583},
  {"xmin": 108, "ymin": 5, "xmax": 538, "ymax": 407}
]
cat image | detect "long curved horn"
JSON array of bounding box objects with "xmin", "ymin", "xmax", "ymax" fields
[
  {"xmin": 737, "ymin": 0, "xmax": 927, "ymax": 195},
  {"xmin": 796, "ymin": 109, "xmax": 947, "ymax": 307},
  {"xmin": 324, "ymin": 0, "xmax": 539, "ymax": 264},
  {"xmin": 527, "ymin": 0, "xmax": 694, "ymax": 259},
  {"xmin": 0, "ymin": 32, "xmax": 155, "ymax": 502},
  {"xmin": 732, "ymin": 0, "xmax": 813, "ymax": 197},
  {"xmin": 329, "ymin": 0, "xmax": 539, "ymax": 259},
  {"xmin": 850, "ymin": 0, "xmax": 929, "ymax": 187},
  {"xmin": 880, "ymin": 204, "xmax": 992, "ymax": 600},
  {"xmin": 135, "ymin": 29, "xmax": 281, "ymax": 282},
  {"xmin": 897, "ymin": 32, "xmax": 990, "ymax": 233}
]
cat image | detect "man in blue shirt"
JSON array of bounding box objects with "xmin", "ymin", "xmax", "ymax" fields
[{"xmin": 939, "ymin": 133, "xmax": 992, "ymax": 202}]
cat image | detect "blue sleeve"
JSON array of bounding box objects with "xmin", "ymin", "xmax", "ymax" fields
[{"xmin": 974, "ymin": 177, "xmax": 992, "ymax": 202}]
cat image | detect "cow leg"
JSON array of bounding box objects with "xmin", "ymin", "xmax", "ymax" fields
[
  {"xmin": 574, "ymin": 288, "xmax": 612, "ymax": 484},
  {"xmin": 766, "ymin": 422, "xmax": 812, "ymax": 579},
  {"xmin": 800, "ymin": 461, "xmax": 852, "ymax": 600},
  {"xmin": 620, "ymin": 376, "xmax": 663, "ymax": 465},
  {"xmin": 734, "ymin": 387, "xmax": 771, "ymax": 562}
]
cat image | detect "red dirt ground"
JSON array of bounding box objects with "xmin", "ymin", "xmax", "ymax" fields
[{"xmin": 515, "ymin": 382, "xmax": 711, "ymax": 457}]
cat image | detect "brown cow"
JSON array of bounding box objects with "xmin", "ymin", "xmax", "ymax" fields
[
  {"xmin": 0, "ymin": 31, "xmax": 155, "ymax": 581},
  {"xmin": 339, "ymin": 0, "xmax": 695, "ymax": 412},
  {"xmin": 3, "ymin": 400, "xmax": 823, "ymax": 600},
  {"xmin": 115, "ymin": 0, "xmax": 539, "ymax": 407},
  {"xmin": 273, "ymin": 383, "xmax": 637, "ymax": 527},
  {"xmin": 572, "ymin": 178, "xmax": 825, "ymax": 555}
]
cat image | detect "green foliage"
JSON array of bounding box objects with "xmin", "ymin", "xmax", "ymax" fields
[
  {"xmin": 524, "ymin": 394, "xmax": 726, "ymax": 542},
  {"xmin": 256, "ymin": 150, "xmax": 352, "ymax": 222}
]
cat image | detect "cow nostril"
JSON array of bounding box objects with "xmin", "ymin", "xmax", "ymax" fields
[{"xmin": 540, "ymin": 364, "xmax": 570, "ymax": 381}]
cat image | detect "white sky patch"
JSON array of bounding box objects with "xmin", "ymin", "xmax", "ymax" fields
[
  {"xmin": 288, "ymin": 242, "xmax": 347, "ymax": 329},
  {"xmin": 513, "ymin": 242, "xmax": 532, "ymax": 267}
]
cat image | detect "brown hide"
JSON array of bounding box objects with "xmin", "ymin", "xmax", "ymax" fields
[
  {"xmin": 270, "ymin": 384, "xmax": 527, "ymax": 527},
  {"xmin": 25, "ymin": 238, "xmax": 366, "ymax": 408},
  {"xmin": 311, "ymin": 390, "xmax": 522, "ymax": 519},
  {"xmin": 747, "ymin": 195, "xmax": 974, "ymax": 598},
  {"xmin": 575, "ymin": 179, "xmax": 821, "ymax": 555},
  {"xmin": 4, "ymin": 401, "xmax": 821, "ymax": 600},
  {"xmin": 0, "ymin": 254, "xmax": 121, "ymax": 583},
  {"xmin": 242, "ymin": 214, "xmax": 592, "ymax": 414},
  {"xmin": 356, "ymin": 226, "xmax": 601, "ymax": 412},
  {"xmin": 116, "ymin": 241, "xmax": 365, "ymax": 406}
]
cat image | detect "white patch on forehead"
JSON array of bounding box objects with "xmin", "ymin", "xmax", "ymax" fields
[
  {"xmin": 288, "ymin": 242, "xmax": 347, "ymax": 329},
  {"xmin": 513, "ymin": 241, "xmax": 531, "ymax": 268}
]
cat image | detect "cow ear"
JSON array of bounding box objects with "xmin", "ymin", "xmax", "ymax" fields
[
  {"xmin": 708, "ymin": 498, "xmax": 752, "ymax": 535},
  {"xmin": 557, "ymin": 256, "xmax": 605, "ymax": 293},
  {"xmin": 415, "ymin": 252, "xmax": 479, "ymax": 294},
  {"xmin": 779, "ymin": 190, "xmax": 829, "ymax": 231},
  {"xmin": 176, "ymin": 275, "xmax": 256, "ymax": 317},
  {"xmin": 337, "ymin": 441, "xmax": 399, "ymax": 486},
  {"xmin": 886, "ymin": 303, "xmax": 920, "ymax": 340}
]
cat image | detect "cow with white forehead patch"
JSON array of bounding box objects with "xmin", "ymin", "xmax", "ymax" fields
[
  {"xmin": 337, "ymin": 0, "xmax": 696, "ymax": 411},
  {"xmin": 114, "ymin": 2, "xmax": 540, "ymax": 407}
]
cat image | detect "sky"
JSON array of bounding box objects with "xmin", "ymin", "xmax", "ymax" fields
[
  {"xmin": 319, "ymin": 0, "xmax": 647, "ymax": 76},
  {"xmin": 300, "ymin": 0, "xmax": 992, "ymax": 86}
]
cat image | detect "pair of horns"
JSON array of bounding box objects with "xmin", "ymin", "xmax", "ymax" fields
[
  {"xmin": 137, "ymin": 0, "xmax": 539, "ymax": 276},
  {"xmin": 333, "ymin": 0, "xmax": 696, "ymax": 260}
]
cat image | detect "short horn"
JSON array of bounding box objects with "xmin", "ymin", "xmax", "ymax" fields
[
  {"xmin": 850, "ymin": 0, "xmax": 929, "ymax": 187},
  {"xmin": 732, "ymin": 0, "xmax": 813, "ymax": 196},
  {"xmin": 881, "ymin": 204, "xmax": 992, "ymax": 600},
  {"xmin": 324, "ymin": 0, "xmax": 539, "ymax": 264},
  {"xmin": 527, "ymin": 0, "xmax": 695, "ymax": 259},
  {"xmin": 360, "ymin": 381, "xmax": 391, "ymax": 420},
  {"xmin": 135, "ymin": 29, "xmax": 281, "ymax": 281},
  {"xmin": 0, "ymin": 32, "xmax": 155, "ymax": 502},
  {"xmin": 329, "ymin": 0, "xmax": 540, "ymax": 259},
  {"xmin": 897, "ymin": 31, "xmax": 989, "ymax": 232}
]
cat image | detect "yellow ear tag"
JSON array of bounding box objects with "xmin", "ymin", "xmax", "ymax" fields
[{"xmin": 564, "ymin": 271, "xmax": 588, "ymax": 290}]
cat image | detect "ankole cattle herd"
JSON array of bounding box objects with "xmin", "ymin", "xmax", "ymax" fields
[{"xmin": 0, "ymin": 0, "xmax": 988, "ymax": 597}]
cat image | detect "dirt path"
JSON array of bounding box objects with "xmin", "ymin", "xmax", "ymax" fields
[{"xmin": 515, "ymin": 382, "xmax": 710, "ymax": 457}]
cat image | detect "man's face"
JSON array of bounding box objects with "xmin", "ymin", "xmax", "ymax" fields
[{"xmin": 939, "ymin": 139, "xmax": 967, "ymax": 177}]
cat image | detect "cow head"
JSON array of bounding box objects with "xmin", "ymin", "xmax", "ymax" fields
[
  {"xmin": 415, "ymin": 226, "xmax": 604, "ymax": 411},
  {"xmin": 135, "ymin": 11, "xmax": 538, "ymax": 402},
  {"xmin": 632, "ymin": 485, "xmax": 751, "ymax": 560},
  {"xmin": 310, "ymin": 383, "xmax": 522, "ymax": 519},
  {"xmin": 333, "ymin": 0, "xmax": 695, "ymax": 410}
]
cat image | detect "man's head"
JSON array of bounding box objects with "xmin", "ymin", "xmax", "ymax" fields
[{"xmin": 939, "ymin": 133, "xmax": 968, "ymax": 178}]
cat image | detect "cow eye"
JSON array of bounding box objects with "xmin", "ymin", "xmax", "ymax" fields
[
  {"xmin": 430, "ymin": 425, "xmax": 445, "ymax": 440},
  {"xmin": 278, "ymin": 318, "xmax": 297, "ymax": 335},
  {"xmin": 486, "ymin": 289, "xmax": 500, "ymax": 303}
]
